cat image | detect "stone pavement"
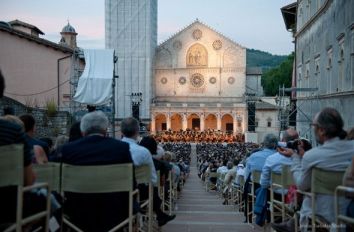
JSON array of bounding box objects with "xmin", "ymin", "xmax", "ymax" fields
[{"xmin": 162, "ymin": 144, "xmax": 261, "ymax": 232}]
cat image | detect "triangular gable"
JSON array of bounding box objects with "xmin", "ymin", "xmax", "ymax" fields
[{"xmin": 158, "ymin": 19, "xmax": 245, "ymax": 50}]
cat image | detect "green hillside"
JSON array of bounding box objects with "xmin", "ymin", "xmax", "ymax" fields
[{"xmin": 246, "ymin": 48, "xmax": 288, "ymax": 70}]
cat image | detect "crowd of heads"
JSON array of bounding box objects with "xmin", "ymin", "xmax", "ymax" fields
[
  {"xmin": 153, "ymin": 129, "xmax": 244, "ymax": 143},
  {"xmin": 162, "ymin": 142, "xmax": 191, "ymax": 165},
  {"xmin": 2, "ymin": 68, "xmax": 354, "ymax": 230},
  {"xmin": 197, "ymin": 142, "xmax": 259, "ymax": 166}
]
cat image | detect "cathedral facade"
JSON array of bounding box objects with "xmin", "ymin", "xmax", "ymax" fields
[
  {"xmin": 105, "ymin": 1, "xmax": 277, "ymax": 138},
  {"xmin": 151, "ymin": 20, "xmax": 248, "ymax": 134}
]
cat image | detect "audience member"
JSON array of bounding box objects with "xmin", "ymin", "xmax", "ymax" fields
[
  {"xmin": 260, "ymin": 128, "xmax": 299, "ymax": 190},
  {"xmin": 244, "ymin": 134, "xmax": 278, "ymax": 181},
  {"xmin": 217, "ymin": 159, "xmax": 229, "ymax": 174},
  {"xmin": 279, "ymin": 108, "xmax": 354, "ymax": 231},
  {"xmin": 39, "ymin": 137, "xmax": 53, "ymax": 155},
  {"xmin": 121, "ymin": 118, "xmax": 175, "ymax": 226},
  {"xmin": 68, "ymin": 121, "xmax": 82, "ymax": 142},
  {"xmin": 0, "ymin": 70, "xmax": 45, "ymax": 229},
  {"xmin": 3, "ymin": 106, "xmax": 14, "ymax": 115},
  {"xmin": 19, "ymin": 114, "xmax": 48, "ymax": 164},
  {"xmin": 121, "ymin": 118, "xmax": 157, "ymax": 185},
  {"xmin": 49, "ymin": 135, "xmax": 69, "ymax": 161},
  {"xmin": 243, "ymin": 133, "xmax": 278, "ymax": 222},
  {"xmin": 59, "ymin": 111, "xmax": 134, "ymax": 232}
]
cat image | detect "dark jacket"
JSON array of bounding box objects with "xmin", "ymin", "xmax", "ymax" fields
[{"xmin": 60, "ymin": 135, "xmax": 133, "ymax": 232}]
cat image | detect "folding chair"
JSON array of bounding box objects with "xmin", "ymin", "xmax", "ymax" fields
[
  {"xmin": 233, "ymin": 176, "xmax": 245, "ymax": 211},
  {"xmin": 270, "ymin": 165, "xmax": 294, "ymax": 223},
  {"xmin": 297, "ymin": 167, "xmax": 345, "ymax": 232},
  {"xmin": 247, "ymin": 170, "xmax": 261, "ymax": 224},
  {"xmin": 217, "ymin": 172, "xmax": 227, "ymax": 197},
  {"xmin": 165, "ymin": 171, "xmax": 177, "ymax": 215},
  {"xmin": 0, "ymin": 144, "xmax": 51, "ymax": 232},
  {"xmin": 156, "ymin": 171, "xmax": 167, "ymax": 214},
  {"xmin": 135, "ymin": 165, "xmax": 153, "ymax": 232},
  {"xmin": 33, "ymin": 162, "xmax": 61, "ymax": 192},
  {"xmin": 335, "ymin": 186, "xmax": 354, "ymax": 231},
  {"xmin": 61, "ymin": 163, "xmax": 136, "ymax": 232}
]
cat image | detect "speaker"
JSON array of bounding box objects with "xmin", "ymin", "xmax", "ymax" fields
[
  {"xmin": 247, "ymin": 102, "xmax": 256, "ymax": 132},
  {"xmin": 132, "ymin": 104, "xmax": 140, "ymax": 121}
]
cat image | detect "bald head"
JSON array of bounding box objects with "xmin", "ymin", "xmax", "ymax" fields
[{"xmin": 282, "ymin": 128, "xmax": 299, "ymax": 142}]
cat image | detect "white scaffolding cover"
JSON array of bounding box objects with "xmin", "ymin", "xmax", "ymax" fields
[{"xmin": 73, "ymin": 49, "xmax": 114, "ymax": 105}]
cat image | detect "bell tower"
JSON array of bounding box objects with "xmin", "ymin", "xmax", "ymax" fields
[{"xmin": 59, "ymin": 22, "xmax": 77, "ymax": 48}]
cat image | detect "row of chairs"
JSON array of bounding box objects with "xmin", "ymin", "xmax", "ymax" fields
[
  {"xmin": 0, "ymin": 144, "xmax": 155, "ymax": 232},
  {"xmin": 1, "ymin": 144, "xmax": 51, "ymax": 232},
  {"xmin": 242, "ymin": 166, "xmax": 354, "ymax": 231}
]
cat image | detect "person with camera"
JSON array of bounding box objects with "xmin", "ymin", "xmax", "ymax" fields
[
  {"xmin": 259, "ymin": 128, "xmax": 299, "ymax": 191},
  {"xmin": 275, "ymin": 108, "xmax": 354, "ymax": 231}
]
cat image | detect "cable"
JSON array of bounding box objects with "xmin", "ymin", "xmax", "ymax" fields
[{"xmin": 5, "ymin": 79, "xmax": 70, "ymax": 97}]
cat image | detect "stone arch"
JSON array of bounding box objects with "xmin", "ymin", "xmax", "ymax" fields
[
  {"xmin": 156, "ymin": 48, "xmax": 172, "ymax": 68},
  {"xmin": 221, "ymin": 113, "xmax": 233, "ymax": 132},
  {"xmin": 186, "ymin": 43, "xmax": 208, "ymax": 67},
  {"xmin": 205, "ymin": 113, "xmax": 217, "ymax": 130},
  {"xmin": 171, "ymin": 113, "xmax": 183, "ymax": 131},
  {"xmin": 187, "ymin": 113, "xmax": 200, "ymax": 131},
  {"xmin": 155, "ymin": 113, "xmax": 167, "ymax": 131}
]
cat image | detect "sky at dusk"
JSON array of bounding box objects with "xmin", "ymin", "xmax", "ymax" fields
[{"xmin": 0, "ymin": 0, "xmax": 295, "ymax": 55}]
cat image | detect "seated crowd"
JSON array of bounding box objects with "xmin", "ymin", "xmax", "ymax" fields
[
  {"xmin": 2, "ymin": 68, "xmax": 354, "ymax": 231},
  {"xmin": 0, "ymin": 71, "xmax": 186, "ymax": 231},
  {"xmin": 153, "ymin": 129, "xmax": 244, "ymax": 143},
  {"xmin": 197, "ymin": 106, "xmax": 354, "ymax": 231}
]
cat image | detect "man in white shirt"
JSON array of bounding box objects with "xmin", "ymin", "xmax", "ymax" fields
[
  {"xmin": 235, "ymin": 163, "xmax": 245, "ymax": 185},
  {"xmin": 121, "ymin": 117, "xmax": 175, "ymax": 226},
  {"xmin": 217, "ymin": 159, "xmax": 229, "ymax": 174},
  {"xmin": 121, "ymin": 118, "xmax": 157, "ymax": 185}
]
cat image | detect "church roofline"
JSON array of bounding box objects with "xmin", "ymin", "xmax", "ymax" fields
[
  {"xmin": 8, "ymin": 19, "xmax": 45, "ymax": 35},
  {"xmin": 158, "ymin": 18, "xmax": 246, "ymax": 50},
  {"xmin": 0, "ymin": 24, "xmax": 73, "ymax": 53}
]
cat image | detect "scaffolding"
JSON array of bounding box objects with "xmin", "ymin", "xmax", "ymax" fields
[
  {"xmin": 69, "ymin": 48, "xmax": 85, "ymax": 122},
  {"xmin": 277, "ymin": 86, "xmax": 319, "ymax": 141},
  {"xmin": 244, "ymin": 93, "xmax": 258, "ymax": 132}
]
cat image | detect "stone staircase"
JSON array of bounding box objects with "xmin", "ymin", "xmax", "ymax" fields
[{"xmin": 162, "ymin": 143, "xmax": 261, "ymax": 232}]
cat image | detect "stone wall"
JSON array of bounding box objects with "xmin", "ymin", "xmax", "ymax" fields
[
  {"xmin": 0, "ymin": 96, "xmax": 71, "ymax": 139},
  {"xmin": 295, "ymin": 0, "xmax": 354, "ymax": 139}
]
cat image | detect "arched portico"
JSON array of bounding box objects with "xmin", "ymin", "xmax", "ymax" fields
[
  {"xmin": 171, "ymin": 113, "xmax": 183, "ymax": 131},
  {"xmin": 205, "ymin": 114, "xmax": 217, "ymax": 130},
  {"xmin": 155, "ymin": 114, "xmax": 167, "ymax": 131},
  {"xmin": 187, "ymin": 113, "xmax": 200, "ymax": 131},
  {"xmin": 221, "ymin": 114, "xmax": 233, "ymax": 132}
]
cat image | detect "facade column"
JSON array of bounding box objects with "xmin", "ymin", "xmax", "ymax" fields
[
  {"xmin": 182, "ymin": 113, "xmax": 188, "ymax": 130},
  {"xmin": 216, "ymin": 113, "xmax": 222, "ymax": 131},
  {"xmin": 166, "ymin": 113, "xmax": 171, "ymax": 130},
  {"xmin": 150, "ymin": 113, "xmax": 156, "ymax": 134},
  {"xmin": 200, "ymin": 113, "xmax": 205, "ymax": 131},
  {"xmin": 232, "ymin": 112, "xmax": 237, "ymax": 135}
]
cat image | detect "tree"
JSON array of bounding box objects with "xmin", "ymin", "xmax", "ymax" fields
[{"xmin": 261, "ymin": 53, "xmax": 294, "ymax": 96}]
